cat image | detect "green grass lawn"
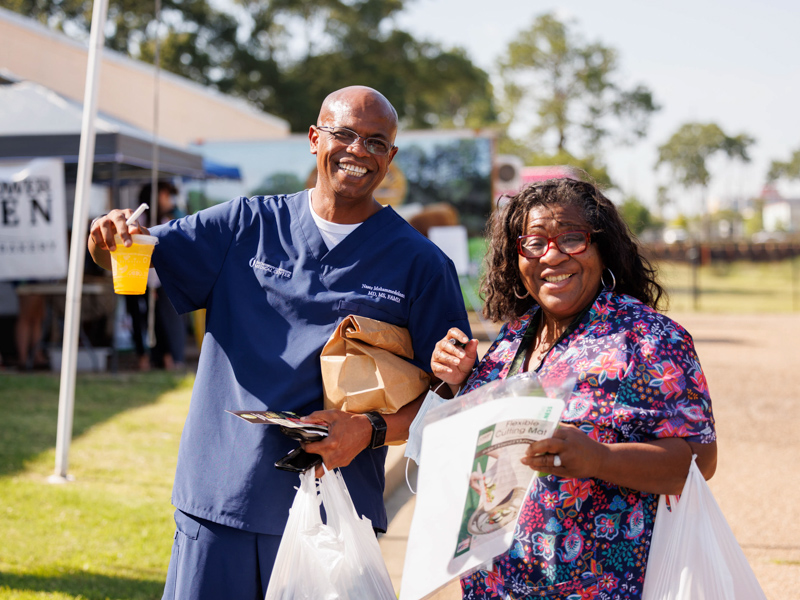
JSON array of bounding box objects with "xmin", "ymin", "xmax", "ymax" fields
[
  {"xmin": 657, "ymin": 258, "xmax": 800, "ymax": 313},
  {"xmin": 0, "ymin": 372, "xmax": 192, "ymax": 600}
]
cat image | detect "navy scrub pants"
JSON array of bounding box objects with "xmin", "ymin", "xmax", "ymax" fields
[{"xmin": 162, "ymin": 510, "xmax": 283, "ymax": 600}]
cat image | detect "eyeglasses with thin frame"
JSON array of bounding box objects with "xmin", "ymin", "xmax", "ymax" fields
[
  {"xmin": 517, "ymin": 231, "xmax": 591, "ymax": 259},
  {"xmin": 314, "ymin": 125, "xmax": 395, "ymax": 156}
]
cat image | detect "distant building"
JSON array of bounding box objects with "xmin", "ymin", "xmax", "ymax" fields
[
  {"xmin": 493, "ymin": 162, "xmax": 584, "ymax": 207},
  {"xmin": 520, "ymin": 165, "xmax": 584, "ymax": 186},
  {"xmin": 763, "ymin": 198, "xmax": 800, "ymax": 233}
]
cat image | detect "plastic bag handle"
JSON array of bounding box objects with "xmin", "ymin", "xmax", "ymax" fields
[
  {"xmin": 405, "ymin": 457, "xmax": 416, "ymax": 495},
  {"xmin": 321, "ymin": 463, "xmax": 330, "ymax": 477}
]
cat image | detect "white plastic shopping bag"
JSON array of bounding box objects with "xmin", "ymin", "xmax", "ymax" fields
[
  {"xmin": 265, "ymin": 467, "xmax": 396, "ymax": 600},
  {"xmin": 404, "ymin": 385, "xmax": 449, "ymax": 465},
  {"xmin": 642, "ymin": 455, "xmax": 767, "ymax": 600}
]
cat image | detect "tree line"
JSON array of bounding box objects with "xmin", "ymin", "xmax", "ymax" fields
[{"xmin": 5, "ymin": 0, "xmax": 799, "ymax": 228}]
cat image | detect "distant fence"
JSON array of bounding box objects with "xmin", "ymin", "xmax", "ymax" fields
[
  {"xmin": 642, "ymin": 241, "xmax": 800, "ymax": 312},
  {"xmin": 643, "ymin": 241, "xmax": 800, "ymax": 264}
]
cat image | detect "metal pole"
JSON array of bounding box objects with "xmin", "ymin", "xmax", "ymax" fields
[
  {"xmin": 51, "ymin": 0, "xmax": 110, "ymax": 483},
  {"xmin": 109, "ymin": 161, "xmax": 120, "ymax": 374},
  {"xmin": 147, "ymin": 0, "xmax": 162, "ymax": 353},
  {"xmin": 686, "ymin": 245, "xmax": 700, "ymax": 312},
  {"xmin": 793, "ymin": 251, "xmax": 799, "ymax": 312}
]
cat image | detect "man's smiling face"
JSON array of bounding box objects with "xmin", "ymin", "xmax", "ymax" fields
[{"xmin": 309, "ymin": 87, "xmax": 398, "ymax": 208}]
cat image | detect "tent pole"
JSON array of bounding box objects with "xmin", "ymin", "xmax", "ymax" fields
[
  {"xmin": 51, "ymin": 0, "xmax": 110, "ymax": 483},
  {"xmin": 109, "ymin": 160, "xmax": 120, "ymax": 374},
  {"xmin": 146, "ymin": 0, "xmax": 162, "ymax": 354}
]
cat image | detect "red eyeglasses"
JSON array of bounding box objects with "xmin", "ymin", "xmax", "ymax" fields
[{"xmin": 517, "ymin": 231, "xmax": 591, "ymax": 258}]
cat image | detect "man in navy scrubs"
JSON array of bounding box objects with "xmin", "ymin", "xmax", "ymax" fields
[{"xmin": 88, "ymin": 86, "xmax": 471, "ymax": 598}]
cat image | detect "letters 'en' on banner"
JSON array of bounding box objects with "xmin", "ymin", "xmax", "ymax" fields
[{"xmin": 0, "ymin": 158, "xmax": 68, "ymax": 281}]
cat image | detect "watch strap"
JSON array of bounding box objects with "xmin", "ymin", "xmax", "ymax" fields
[{"xmin": 364, "ymin": 411, "xmax": 387, "ymax": 449}]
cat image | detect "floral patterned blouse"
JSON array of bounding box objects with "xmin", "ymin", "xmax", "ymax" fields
[{"xmin": 460, "ymin": 291, "xmax": 715, "ymax": 600}]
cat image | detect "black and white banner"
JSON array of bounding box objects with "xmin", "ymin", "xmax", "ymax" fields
[{"xmin": 0, "ymin": 158, "xmax": 68, "ymax": 281}]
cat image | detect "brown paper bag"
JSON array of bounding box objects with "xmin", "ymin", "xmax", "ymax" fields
[{"xmin": 321, "ymin": 315, "xmax": 431, "ymax": 415}]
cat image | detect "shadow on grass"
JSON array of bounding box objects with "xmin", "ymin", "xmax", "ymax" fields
[
  {"xmin": 0, "ymin": 570, "xmax": 164, "ymax": 600},
  {"xmin": 0, "ymin": 371, "xmax": 188, "ymax": 478}
]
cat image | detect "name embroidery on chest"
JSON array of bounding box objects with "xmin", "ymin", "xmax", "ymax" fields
[{"xmin": 361, "ymin": 283, "xmax": 406, "ymax": 304}]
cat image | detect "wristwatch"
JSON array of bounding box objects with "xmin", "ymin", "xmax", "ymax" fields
[
  {"xmin": 364, "ymin": 411, "xmax": 387, "ymax": 449},
  {"xmin": 90, "ymin": 214, "xmax": 107, "ymax": 229}
]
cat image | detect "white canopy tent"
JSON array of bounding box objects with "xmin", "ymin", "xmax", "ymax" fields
[
  {"xmin": 0, "ymin": 80, "xmax": 206, "ymax": 183},
  {"xmin": 2, "ymin": 2, "xmax": 242, "ymax": 483},
  {"xmin": 0, "ymin": 36, "xmax": 203, "ymax": 482}
]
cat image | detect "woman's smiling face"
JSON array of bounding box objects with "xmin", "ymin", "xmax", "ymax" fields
[{"xmin": 518, "ymin": 203, "xmax": 604, "ymax": 329}]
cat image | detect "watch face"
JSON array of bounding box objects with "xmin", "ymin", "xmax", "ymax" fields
[{"xmin": 366, "ymin": 412, "xmax": 387, "ymax": 448}]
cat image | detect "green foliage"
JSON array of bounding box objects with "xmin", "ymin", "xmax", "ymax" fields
[
  {"xmin": 656, "ymin": 122, "xmax": 755, "ymax": 190},
  {"xmin": 497, "ymin": 12, "xmax": 658, "ymax": 160},
  {"xmin": 1, "ymin": 0, "xmax": 91, "ymax": 30},
  {"xmin": 398, "ymin": 139, "xmax": 493, "ymax": 235},
  {"xmin": 251, "ymin": 172, "xmax": 305, "ymax": 197},
  {"xmin": 670, "ymin": 214, "xmax": 690, "ymax": 230},
  {"xmin": 496, "ymin": 135, "xmax": 611, "ymax": 186},
  {"xmin": 655, "ymin": 184, "xmax": 673, "ymax": 216},
  {"xmin": 743, "ymin": 197, "xmax": 764, "ymax": 237},
  {"xmin": 767, "ymin": 146, "xmax": 800, "ymax": 182},
  {"xmin": 2, "ymin": 0, "xmax": 497, "ymax": 133},
  {"xmin": 259, "ymin": 27, "xmax": 497, "ymax": 131},
  {"xmin": 618, "ymin": 196, "xmax": 657, "ymax": 236},
  {"xmin": 5, "ymin": 0, "xmax": 249, "ymax": 89},
  {"xmin": 186, "ymin": 190, "xmax": 212, "ymax": 214},
  {"xmin": 527, "ymin": 150, "xmax": 612, "ymax": 188}
]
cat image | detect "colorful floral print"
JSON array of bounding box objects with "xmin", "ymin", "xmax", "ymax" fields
[{"xmin": 460, "ymin": 291, "xmax": 715, "ymax": 600}]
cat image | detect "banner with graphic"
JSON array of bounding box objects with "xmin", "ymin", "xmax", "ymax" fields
[{"xmin": 0, "ymin": 158, "xmax": 68, "ymax": 281}]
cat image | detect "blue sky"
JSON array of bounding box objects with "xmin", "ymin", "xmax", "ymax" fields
[{"xmin": 394, "ymin": 0, "xmax": 800, "ymax": 211}]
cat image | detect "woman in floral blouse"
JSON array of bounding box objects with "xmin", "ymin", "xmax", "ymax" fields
[{"xmin": 432, "ymin": 178, "xmax": 717, "ymax": 600}]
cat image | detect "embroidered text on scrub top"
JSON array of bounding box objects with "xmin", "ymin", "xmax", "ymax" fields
[
  {"xmin": 360, "ymin": 283, "xmax": 405, "ymax": 303},
  {"xmin": 249, "ymin": 257, "xmax": 291, "ymax": 278}
]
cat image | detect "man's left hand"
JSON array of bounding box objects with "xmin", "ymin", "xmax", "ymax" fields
[{"xmin": 301, "ymin": 410, "xmax": 372, "ymax": 477}]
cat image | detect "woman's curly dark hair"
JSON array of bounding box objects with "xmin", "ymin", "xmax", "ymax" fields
[{"xmin": 481, "ymin": 177, "xmax": 666, "ymax": 322}]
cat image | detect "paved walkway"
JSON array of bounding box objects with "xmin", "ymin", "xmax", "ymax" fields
[{"xmin": 379, "ymin": 313, "xmax": 800, "ymax": 599}]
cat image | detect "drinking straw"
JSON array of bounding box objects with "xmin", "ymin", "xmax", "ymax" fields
[{"xmin": 126, "ymin": 203, "xmax": 149, "ymax": 226}]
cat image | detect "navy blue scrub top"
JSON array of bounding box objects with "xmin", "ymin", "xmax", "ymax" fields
[{"xmin": 150, "ymin": 191, "xmax": 471, "ymax": 534}]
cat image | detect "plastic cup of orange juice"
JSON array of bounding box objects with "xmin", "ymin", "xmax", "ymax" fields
[{"xmin": 109, "ymin": 234, "xmax": 158, "ymax": 295}]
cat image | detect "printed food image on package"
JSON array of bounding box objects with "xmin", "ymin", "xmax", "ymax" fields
[{"xmin": 453, "ymin": 413, "xmax": 558, "ymax": 558}]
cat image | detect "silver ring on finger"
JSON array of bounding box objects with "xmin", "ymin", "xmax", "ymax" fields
[{"xmin": 553, "ymin": 454, "xmax": 562, "ymax": 468}]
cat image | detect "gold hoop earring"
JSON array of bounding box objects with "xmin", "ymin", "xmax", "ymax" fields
[
  {"xmin": 514, "ymin": 282, "xmax": 530, "ymax": 299},
  {"xmin": 602, "ymin": 268, "xmax": 616, "ymax": 292}
]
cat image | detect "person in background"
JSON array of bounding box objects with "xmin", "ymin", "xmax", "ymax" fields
[
  {"xmin": 146, "ymin": 181, "xmax": 186, "ymax": 370},
  {"xmin": 433, "ymin": 178, "xmax": 717, "ymax": 600},
  {"xmin": 88, "ymin": 85, "xmax": 470, "ymax": 598},
  {"xmin": 124, "ymin": 294, "xmax": 149, "ymax": 371},
  {"xmin": 125, "ymin": 181, "xmax": 186, "ymax": 371},
  {"xmin": 14, "ymin": 284, "xmax": 48, "ymax": 370}
]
